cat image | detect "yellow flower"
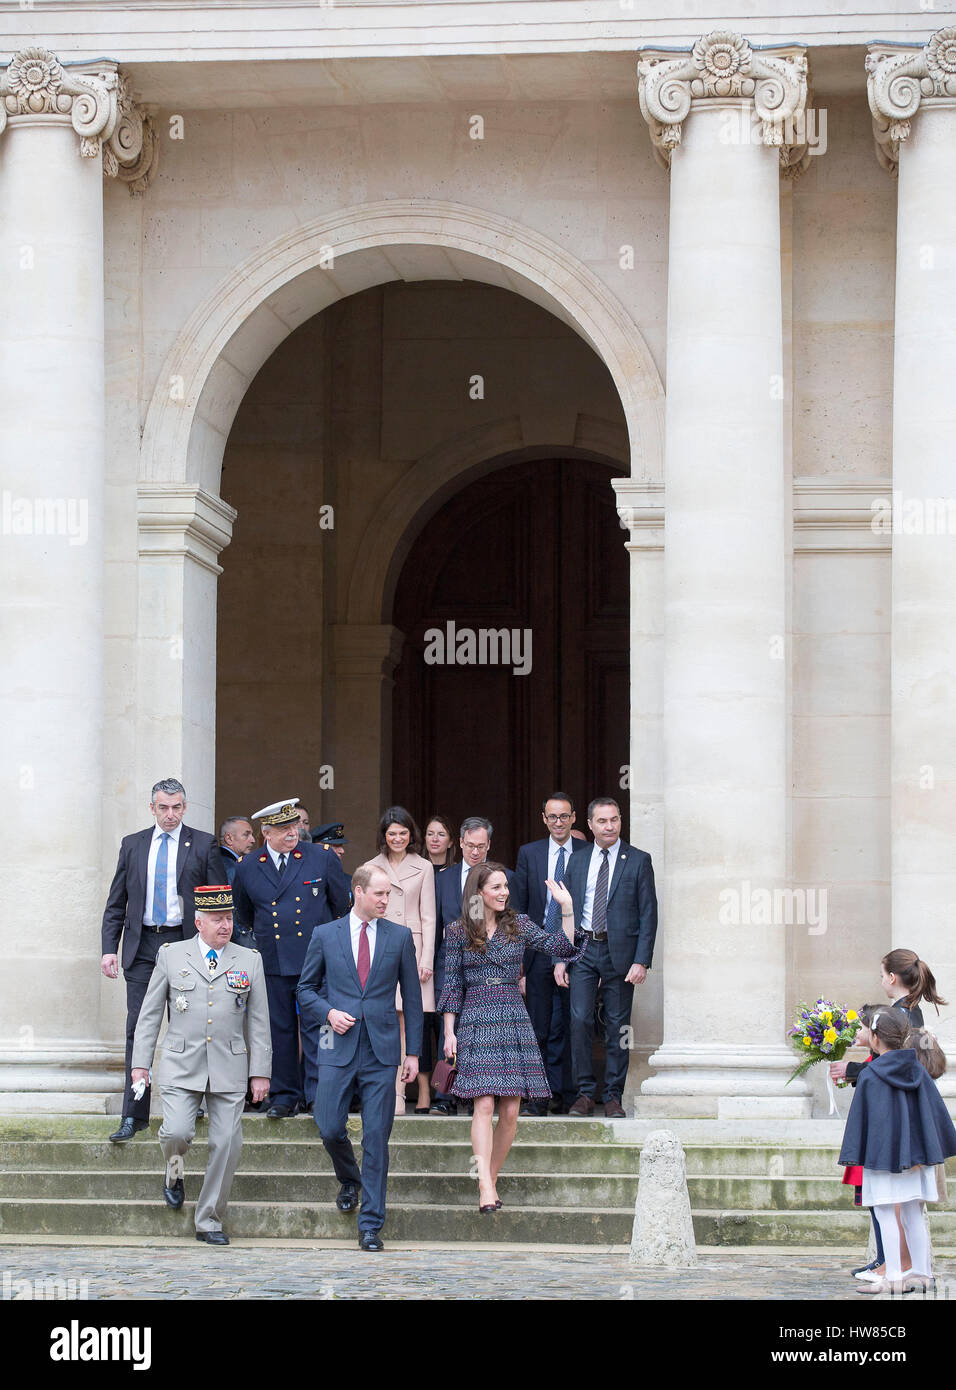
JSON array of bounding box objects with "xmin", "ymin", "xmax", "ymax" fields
[
  {"xmin": 822, "ymin": 1010, "xmax": 833, "ymax": 1023},
  {"xmin": 803, "ymin": 1036, "xmax": 812, "ymax": 1047},
  {"xmin": 847, "ymin": 1010, "xmax": 858, "ymax": 1022},
  {"xmin": 823, "ymin": 1027, "xmax": 837, "ymax": 1044}
]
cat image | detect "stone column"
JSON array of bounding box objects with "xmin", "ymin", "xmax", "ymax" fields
[
  {"xmin": 868, "ymin": 28, "xmax": 956, "ymax": 1082},
  {"xmin": 136, "ymin": 485, "xmax": 237, "ymax": 831},
  {"xmin": 331, "ymin": 625, "xmax": 406, "ymax": 863},
  {"xmin": 0, "ymin": 50, "xmax": 156, "ymax": 1107},
  {"xmin": 612, "ymin": 479, "xmax": 665, "ymax": 1095},
  {"xmin": 637, "ymin": 33, "xmax": 811, "ymax": 1115}
]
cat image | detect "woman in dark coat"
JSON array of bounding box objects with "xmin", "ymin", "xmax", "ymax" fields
[{"xmin": 838, "ymin": 1009, "xmax": 956, "ymax": 1294}]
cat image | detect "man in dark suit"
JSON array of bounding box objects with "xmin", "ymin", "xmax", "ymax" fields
[
  {"xmin": 232, "ymin": 798, "xmax": 351, "ymax": 1118},
  {"xmin": 219, "ymin": 816, "xmax": 255, "ymax": 888},
  {"xmin": 560, "ymin": 797, "xmax": 658, "ymax": 1119},
  {"xmin": 431, "ymin": 816, "xmax": 497, "ymax": 1115},
  {"xmin": 101, "ymin": 778, "xmax": 226, "ymax": 1142},
  {"xmin": 297, "ymin": 863, "xmax": 423, "ymax": 1251},
  {"xmin": 511, "ymin": 793, "xmax": 589, "ymax": 1116}
]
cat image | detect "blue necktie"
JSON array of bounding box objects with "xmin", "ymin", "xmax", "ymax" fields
[
  {"xmin": 544, "ymin": 845, "xmax": 567, "ymax": 932},
  {"xmin": 152, "ymin": 833, "xmax": 170, "ymax": 926}
]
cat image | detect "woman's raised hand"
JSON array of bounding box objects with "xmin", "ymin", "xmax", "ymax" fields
[{"xmin": 545, "ymin": 878, "xmax": 572, "ymax": 909}]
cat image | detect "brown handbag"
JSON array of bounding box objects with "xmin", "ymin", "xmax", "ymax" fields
[{"xmin": 431, "ymin": 1057, "xmax": 457, "ymax": 1093}]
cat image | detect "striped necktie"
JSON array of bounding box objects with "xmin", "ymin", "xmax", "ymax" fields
[{"xmin": 591, "ymin": 849, "xmax": 610, "ymax": 935}]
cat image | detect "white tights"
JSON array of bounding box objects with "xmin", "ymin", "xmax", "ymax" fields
[{"xmin": 872, "ymin": 1201, "xmax": 932, "ymax": 1280}]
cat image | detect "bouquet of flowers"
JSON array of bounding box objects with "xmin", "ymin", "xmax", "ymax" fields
[{"xmin": 786, "ymin": 998, "xmax": 861, "ymax": 1085}]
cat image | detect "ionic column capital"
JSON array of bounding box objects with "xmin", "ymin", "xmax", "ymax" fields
[
  {"xmin": 0, "ymin": 48, "xmax": 158, "ymax": 193},
  {"xmin": 637, "ymin": 31, "xmax": 809, "ymax": 175},
  {"xmin": 867, "ymin": 26, "xmax": 956, "ymax": 175}
]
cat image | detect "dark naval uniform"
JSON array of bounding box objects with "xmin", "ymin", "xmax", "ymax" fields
[{"xmin": 233, "ymin": 841, "xmax": 351, "ymax": 1111}]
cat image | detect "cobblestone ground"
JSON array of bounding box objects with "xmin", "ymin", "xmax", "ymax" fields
[{"xmin": 2, "ymin": 1242, "xmax": 955, "ymax": 1300}]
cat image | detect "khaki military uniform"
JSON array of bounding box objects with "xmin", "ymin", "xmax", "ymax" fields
[{"xmin": 132, "ymin": 936, "xmax": 271, "ymax": 1233}]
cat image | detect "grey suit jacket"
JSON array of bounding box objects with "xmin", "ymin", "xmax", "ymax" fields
[{"xmin": 131, "ymin": 937, "xmax": 272, "ymax": 1092}]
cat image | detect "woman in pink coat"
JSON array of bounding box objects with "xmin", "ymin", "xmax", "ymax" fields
[{"xmin": 370, "ymin": 807, "xmax": 436, "ymax": 1114}]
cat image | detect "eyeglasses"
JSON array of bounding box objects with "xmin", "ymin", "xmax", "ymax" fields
[{"xmin": 544, "ymin": 813, "xmax": 572, "ymax": 823}]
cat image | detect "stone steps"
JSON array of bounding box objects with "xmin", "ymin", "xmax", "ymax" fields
[
  {"xmin": 0, "ymin": 1114, "xmax": 950, "ymax": 1247},
  {"xmin": 0, "ymin": 1168, "xmax": 895, "ymax": 1212}
]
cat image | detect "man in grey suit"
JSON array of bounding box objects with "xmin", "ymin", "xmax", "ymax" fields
[
  {"xmin": 131, "ymin": 884, "xmax": 271, "ymax": 1246},
  {"xmin": 560, "ymin": 797, "xmax": 658, "ymax": 1119},
  {"xmin": 297, "ymin": 863, "xmax": 423, "ymax": 1252}
]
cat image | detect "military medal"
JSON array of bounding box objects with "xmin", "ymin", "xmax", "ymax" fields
[
  {"xmin": 304, "ymin": 879, "xmax": 322, "ymax": 897},
  {"xmin": 175, "ymin": 995, "xmax": 188, "ymax": 1013}
]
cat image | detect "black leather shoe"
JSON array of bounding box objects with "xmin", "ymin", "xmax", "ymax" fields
[
  {"xmin": 336, "ymin": 1182, "xmax": 359, "ymax": 1213},
  {"xmin": 196, "ymin": 1230, "xmax": 229, "ymax": 1245},
  {"xmin": 109, "ymin": 1117, "xmax": 149, "ymax": 1143},
  {"xmin": 163, "ymin": 1154, "xmax": 184, "ymax": 1208},
  {"xmin": 266, "ymin": 1105, "xmax": 294, "ymax": 1119},
  {"xmin": 163, "ymin": 1178, "xmax": 185, "ymax": 1209},
  {"xmin": 358, "ymin": 1230, "xmax": 384, "ymax": 1252},
  {"xmin": 520, "ymin": 1102, "xmax": 546, "ymax": 1117},
  {"xmin": 429, "ymin": 1099, "xmax": 457, "ymax": 1116}
]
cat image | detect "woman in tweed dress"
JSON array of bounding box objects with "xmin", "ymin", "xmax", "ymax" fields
[{"xmin": 438, "ymin": 861, "xmax": 581, "ymax": 1213}]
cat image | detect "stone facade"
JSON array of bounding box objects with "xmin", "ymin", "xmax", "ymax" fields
[{"xmin": 0, "ymin": 5, "xmax": 953, "ymax": 1118}]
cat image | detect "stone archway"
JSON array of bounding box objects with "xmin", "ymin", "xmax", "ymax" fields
[{"xmin": 134, "ymin": 201, "xmax": 664, "ymax": 835}]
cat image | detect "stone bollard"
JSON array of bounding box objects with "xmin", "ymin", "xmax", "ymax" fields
[{"xmin": 629, "ymin": 1129, "xmax": 698, "ymax": 1268}]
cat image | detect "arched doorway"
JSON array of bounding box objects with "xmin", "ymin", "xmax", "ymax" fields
[{"xmin": 391, "ymin": 455, "xmax": 629, "ymax": 864}]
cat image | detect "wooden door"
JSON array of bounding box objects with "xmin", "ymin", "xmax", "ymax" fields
[{"xmin": 391, "ymin": 457, "xmax": 629, "ymax": 864}]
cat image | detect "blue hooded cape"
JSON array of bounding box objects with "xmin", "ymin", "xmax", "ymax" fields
[{"xmin": 838, "ymin": 1047, "xmax": 956, "ymax": 1172}]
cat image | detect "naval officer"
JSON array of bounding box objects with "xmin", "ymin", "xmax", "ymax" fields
[
  {"xmin": 232, "ymin": 798, "xmax": 352, "ymax": 1117},
  {"xmin": 130, "ymin": 884, "xmax": 271, "ymax": 1245}
]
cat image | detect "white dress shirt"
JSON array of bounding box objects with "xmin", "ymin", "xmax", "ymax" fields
[
  {"xmin": 143, "ymin": 822, "xmax": 183, "ymax": 926},
  {"xmin": 349, "ymin": 911, "xmax": 377, "ymax": 970},
  {"xmin": 267, "ymin": 844, "xmax": 291, "ymax": 873},
  {"xmin": 581, "ymin": 838, "xmax": 621, "ymax": 933}
]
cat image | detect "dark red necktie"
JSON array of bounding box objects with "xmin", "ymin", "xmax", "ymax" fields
[{"xmin": 357, "ymin": 921, "xmax": 370, "ymax": 989}]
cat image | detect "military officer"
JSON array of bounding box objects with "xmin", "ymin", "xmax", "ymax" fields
[
  {"xmin": 312, "ymin": 822, "xmax": 349, "ymax": 864},
  {"xmin": 233, "ymin": 798, "xmax": 352, "ymax": 1118},
  {"xmin": 130, "ymin": 885, "xmax": 271, "ymax": 1246}
]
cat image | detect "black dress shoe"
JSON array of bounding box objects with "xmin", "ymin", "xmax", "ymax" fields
[
  {"xmin": 358, "ymin": 1230, "xmax": 384, "ymax": 1251},
  {"xmin": 109, "ymin": 1117, "xmax": 149, "ymax": 1143},
  {"xmin": 336, "ymin": 1182, "xmax": 359, "ymax": 1213},
  {"xmin": 196, "ymin": 1230, "xmax": 229, "ymax": 1245},
  {"xmin": 266, "ymin": 1105, "xmax": 294, "ymax": 1119},
  {"xmin": 429, "ymin": 1099, "xmax": 457, "ymax": 1116},
  {"xmin": 163, "ymin": 1178, "xmax": 185, "ymax": 1210},
  {"xmin": 520, "ymin": 1102, "xmax": 546, "ymax": 1117}
]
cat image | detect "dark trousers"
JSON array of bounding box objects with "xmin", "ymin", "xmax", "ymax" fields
[
  {"xmin": 569, "ymin": 936, "xmax": 633, "ymax": 1101},
  {"xmin": 316, "ymin": 1022, "xmax": 396, "ymax": 1233},
  {"xmin": 265, "ymin": 973, "xmax": 323, "ymax": 1110},
  {"xmin": 122, "ymin": 928, "xmax": 182, "ymax": 1119},
  {"xmin": 525, "ymin": 953, "xmax": 573, "ymax": 1104}
]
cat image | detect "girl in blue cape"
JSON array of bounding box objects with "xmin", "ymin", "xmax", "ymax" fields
[{"xmin": 838, "ymin": 1008, "xmax": 956, "ymax": 1294}]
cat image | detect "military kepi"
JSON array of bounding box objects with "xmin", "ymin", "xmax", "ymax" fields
[
  {"xmin": 312, "ymin": 822, "xmax": 347, "ymax": 846},
  {"xmin": 252, "ymin": 798, "xmax": 301, "ymax": 827},
  {"xmin": 194, "ymin": 884, "xmax": 233, "ymax": 912}
]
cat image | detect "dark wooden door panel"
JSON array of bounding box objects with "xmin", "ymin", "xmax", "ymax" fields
[{"xmin": 392, "ymin": 458, "xmax": 628, "ymax": 865}]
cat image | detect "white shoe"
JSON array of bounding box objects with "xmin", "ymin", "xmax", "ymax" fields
[{"xmin": 855, "ymin": 1268, "xmax": 883, "ymax": 1283}]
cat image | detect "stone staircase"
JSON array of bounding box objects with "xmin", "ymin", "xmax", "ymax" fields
[{"xmin": 0, "ymin": 1114, "xmax": 953, "ymax": 1248}]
